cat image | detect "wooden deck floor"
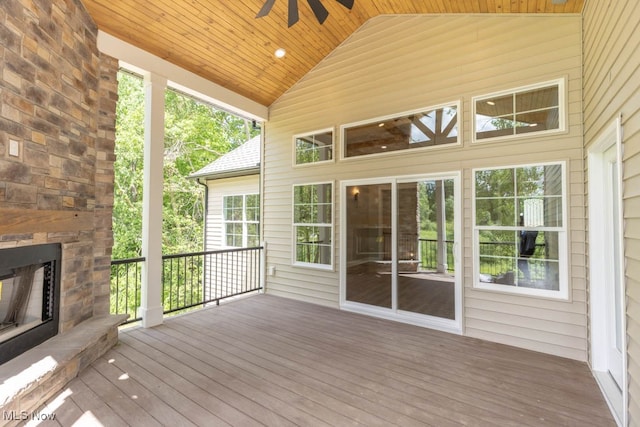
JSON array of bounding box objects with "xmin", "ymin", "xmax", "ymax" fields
[{"xmin": 34, "ymin": 294, "xmax": 614, "ymax": 426}]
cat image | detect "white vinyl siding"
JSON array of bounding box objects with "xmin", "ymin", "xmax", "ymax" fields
[
  {"xmin": 263, "ymin": 14, "xmax": 585, "ymax": 359},
  {"xmin": 583, "ymin": 0, "xmax": 640, "ymax": 423},
  {"xmin": 204, "ymin": 175, "xmax": 260, "ymax": 251}
]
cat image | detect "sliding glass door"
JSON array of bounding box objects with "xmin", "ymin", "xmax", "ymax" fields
[
  {"xmin": 345, "ymin": 183, "xmax": 392, "ymax": 308},
  {"xmin": 343, "ymin": 174, "xmax": 460, "ymax": 332}
]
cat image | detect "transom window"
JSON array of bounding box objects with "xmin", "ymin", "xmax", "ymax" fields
[
  {"xmin": 292, "ymin": 183, "xmax": 333, "ymax": 269},
  {"xmin": 474, "ymin": 79, "xmax": 564, "ymax": 142},
  {"xmin": 473, "ymin": 162, "xmax": 567, "ymax": 299},
  {"xmin": 223, "ymin": 194, "xmax": 260, "ymax": 247},
  {"xmin": 342, "ymin": 103, "xmax": 459, "ymax": 158},
  {"xmin": 294, "ymin": 129, "xmax": 333, "ymax": 165}
]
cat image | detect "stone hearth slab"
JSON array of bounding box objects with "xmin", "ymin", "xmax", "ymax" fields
[{"xmin": 0, "ymin": 314, "xmax": 127, "ymax": 424}]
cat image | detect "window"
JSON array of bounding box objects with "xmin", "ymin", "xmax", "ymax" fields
[
  {"xmin": 474, "ymin": 79, "xmax": 564, "ymax": 142},
  {"xmin": 223, "ymin": 194, "xmax": 260, "ymax": 247},
  {"xmin": 293, "ymin": 183, "xmax": 333, "ymax": 268},
  {"xmin": 473, "ymin": 162, "xmax": 567, "ymax": 299},
  {"xmin": 342, "ymin": 103, "xmax": 460, "ymax": 158},
  {"xmin": 294, "ymin": 129, "xmax": 333, "ymax": 165}
]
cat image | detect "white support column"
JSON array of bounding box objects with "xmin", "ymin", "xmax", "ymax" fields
[
  {"xmin": 435, "ymin": 180, "xmax": 448, "ymax": 274},
  {"xmin": 139, "ymin": 71, "xmax": 166, "ymax": 328}
]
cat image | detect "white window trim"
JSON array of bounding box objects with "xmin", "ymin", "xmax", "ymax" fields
[
  {"xmin": 339, "ymin": 101, "xmax": 462, "ymax": 162},
  {"xmin": 291, "ymin": 181, "xmax": 334, "ymax": 270},
  {"xmin": 471, "ymin": 78, "xmax": 566, "ymax": 144},
  {"xmin": 471, "ymin": 161, "xmax": 569, "ymax": 300},
  {"xmin": 222, "ymin": 193, "xmax": 260, "ymax": 248},
  {"xmin": 293, "ymin": 127, "xmax": 335, "ymax": 167}
]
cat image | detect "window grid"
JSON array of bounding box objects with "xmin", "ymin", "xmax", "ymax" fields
[
  {"xmin": 341, "ymin": 103, "xmax": 460, "ymax": 159},
  {"xmin": 294, "ymin": 129, "xmax": 334, "ymax": 166},
  {"xmin": 473, "ymin": 163, "xmax": 567, "ymax": 298},
  {"xmin": 222, "ymin": 194, "xmax": 260, "ymax": 248},
  {"xmin": 292, "ymin": 183, "xmax": 333, "ymax": 268},
  {"xmin": 474, "ymin": 79, "xmax": 563, "ymax": 142}
]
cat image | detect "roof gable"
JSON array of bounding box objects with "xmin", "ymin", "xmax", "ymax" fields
[{"xmin": 190, "ymin": 135, "xmax": 261, "ymax": 180}]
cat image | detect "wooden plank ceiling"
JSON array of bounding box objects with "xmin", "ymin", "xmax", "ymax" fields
[{"xmin": 81, "ymin": 0, "xmax": 584, "ymax": 107}]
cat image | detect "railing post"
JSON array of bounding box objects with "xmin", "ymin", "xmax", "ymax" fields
[
  {"xmin": 139, "ymin": 71, "xmax": 165, "ymax": 328},
  {"xmin": 260, "ymin": 241, "xmax": 266, "ymax": 293}
]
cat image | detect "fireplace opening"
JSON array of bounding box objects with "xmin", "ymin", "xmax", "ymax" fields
[{"xmin": 0, "ymin": 243, "xmax": 61, "ymax": 365}]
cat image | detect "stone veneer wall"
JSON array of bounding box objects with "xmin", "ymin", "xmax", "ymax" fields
[{"xmin": 0, "ymin": 0, "xmax": 118, "ymax": 332}]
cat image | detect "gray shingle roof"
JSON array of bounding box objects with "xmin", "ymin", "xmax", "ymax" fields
[{"xmin": 189, "ymin": 135, "xmax": 260, "ymax": 180}]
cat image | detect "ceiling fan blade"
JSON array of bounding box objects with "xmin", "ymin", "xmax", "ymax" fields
[
  {"xmin": 335, "ymin": 0, "xmax": 354, "ymax": 9},
  {"xmin": 288, "ymin": 0, "xmax": 300, "ymax": 27},
  {"xmin": 256, "ymin": 0, "xmax": 276, "ymax": 18},
  {"xmin": 307, "ymin": 0, "xmax": 329, "ymax": 24}
]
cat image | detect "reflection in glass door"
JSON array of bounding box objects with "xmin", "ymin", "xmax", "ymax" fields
[
  {"xmin": 345, "ymin": 183, "xmax": 392, "ymax": 308},
  {"xmin": 344, "ymin": 176, "xmax": 459, "ymax": 328},
  {"xmin": 397, "ymin": 179, "xmax": 455, "ymax": 319}
]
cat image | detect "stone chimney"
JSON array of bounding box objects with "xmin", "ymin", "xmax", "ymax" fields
[
  {"xmin": 1, "ymin": 0, "xmax": 117, "ymax": 331},
  {"xmin": 0, "ymin": 0, "xmax": 123, "ymax": 418}
]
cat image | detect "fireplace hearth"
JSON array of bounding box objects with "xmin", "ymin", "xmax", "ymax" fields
[{"xmin": 0, "ymin": 244, "xmax": 61, "ymax": 365}]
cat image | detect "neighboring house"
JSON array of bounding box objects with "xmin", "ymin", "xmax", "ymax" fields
[
  {"xmin": 189, "ymin": 136, "xmax": 261, "ymax": 300},
  {"xmin": 190, "ymin": 135, "xmax": 261, "ymax": 251}
]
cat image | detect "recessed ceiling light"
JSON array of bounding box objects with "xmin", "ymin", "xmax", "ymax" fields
[
  {"xmin": 378, "ymin": 123, "xmax": 384, "ymax": 127},
  {"xmin": 487, "ymin": 101, "xmax": 496, "ymax": 106},
  {"xmin": 381, "ymin": 145, "xmax": 387, "ymax": 149},
  {"xmin": 274, "ymin": 48, "xmax": 286, "ymax": 58}
]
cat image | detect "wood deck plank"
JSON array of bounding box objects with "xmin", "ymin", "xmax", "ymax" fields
[
  {"xmin": 174, "ymin": 308, "xmax": 511, "ymax": 426},
  {"xmin": 105, "ymin": 344, "xmax": 232, "ymax": 427},
  {"xmin": 123, "ymin": 328, "xmax": 335, "ymax": 427},
  {"xmin": 34, "ymin": 294, "xmax": 615, "ymax": 426},
  {"xmin": 155, "ymin": 320, "xmax": 452, "ymax": 427},
  {"xmin": 77, "ymin": 366, "xmax": 162, "ymax": 427},
  {"xmin": 117, "ymin": 332, "xmax": 303, "ymax": 427},
  {"xmin": 131, "ymin": 326, "xmax": 373, "ymax": 426},
  {"xmin": 109, "ymin": 341, "xmax": 257, "ymax": 426},
  {"xmin": 224, "ymin": 296, "xmax": 610, "ymax": 424},
  {"xmin": 60, "ymin": 375, "xmax": 129, "ymax": 426},
  {"xmin": 89, "ymin": 356, "xmax": 198, "ymax": 427}
]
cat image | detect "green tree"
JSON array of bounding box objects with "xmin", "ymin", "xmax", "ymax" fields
[{"xmin": 113, "ymin": 71, "xmax": 258, "ymax": 259}]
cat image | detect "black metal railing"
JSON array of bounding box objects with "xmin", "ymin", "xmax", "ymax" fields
[
  {"xmin": 418, "ymin": 238, "xmax": 455, "ymax": 272},
  {"xmin": 477, "ymin": 241, "xmax": 547, "ymax": 280},
  {"xmin": 110, "ymin": 246, "xmax": 263, "ymax": 324},
  {"xmin": 110, "ymin": 257, "xmax": 144, "ymax": 323}
]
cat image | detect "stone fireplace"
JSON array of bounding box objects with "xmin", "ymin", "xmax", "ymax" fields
[{"xmin": 0, "ymin": 0, "xmax": 125, "ymax": 419}]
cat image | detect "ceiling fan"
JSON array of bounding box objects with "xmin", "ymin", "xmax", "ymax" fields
[{"xmin": 256, "ymin": 0, "xmax": 355, "ymax": 27}]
